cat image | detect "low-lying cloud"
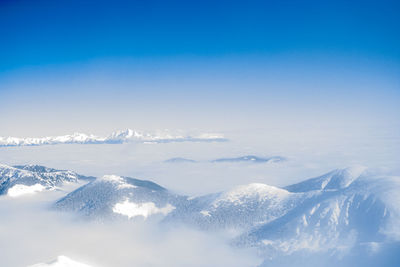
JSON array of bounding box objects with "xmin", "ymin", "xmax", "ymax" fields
[{"xmin": 0, "ymin": 191, "xmax": 260, "ymax": 267}]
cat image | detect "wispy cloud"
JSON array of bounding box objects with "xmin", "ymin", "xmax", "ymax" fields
[{"xmin": 0, "ymin": 129, "xmax": 227, "ymax": 147}]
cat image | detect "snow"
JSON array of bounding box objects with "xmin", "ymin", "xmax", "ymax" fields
[
  {"xmin": 7, "ymin": 183, "xmax": 46, "ymax": 197},
  {"xmin": 99, "ymin": 175, "xmax": 137, "ymax": 189},
  {"xmin": 100, "ymin": 175, "xmax": 124, "ymax": 182},
  {"xmin": 0, "ymin": 164, "xmax": 92, "ymax": 197},
  {"xmin": 285, "ymin": 165, "xmax": 368, "ymax": 192},
  {"xmin": 113, "ymin": 199, "xmax": 175, "ymax": 219},
  {"xmin": 214, "ymin": 183, "xmax": 290, "ymax": 206},
  {"xmin": 200, "ymin": 210, "xmax": 211, "ymax": 217},
  {"xmin": 28, "ymin": 255, "xmax": 93, "ymax": 267},
  {"xmin": 262, "ymin": 239, "xmax": 274, "ymax": 246},
  {"xmin": 0, "ymin": 129, "xmax": 227, "ymax": 147},
  {"xmin": 44, "ymin": 165, "xmax": 400, "ymax": 260}
]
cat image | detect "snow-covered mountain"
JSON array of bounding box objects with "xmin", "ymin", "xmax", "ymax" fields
[
  {"xmin": 284, "ymin": 165, "xmax": 367, "ymax": 192},
  {"xmin": 234, "ymin": 167, "xmax": 400, "ymax": 257},
  {"xmin": 54, "ymin": 174, "xmax": 186, "ymax": 220},
  {"xmin": 165, "ymin": 183, "xmax": 305, "ymax": 232},
  {"xmin": 164, "ymin": 155, "xmax": 285, "ymax": 164},
  {"xmin": 49, "ymin": 165, "xmax": 400, "ymax": 262},
  {"xmin": 211, "ymin": 155, "xmax": 285, "ymax": 163},
  {"xmin": 164, "ymin": 157, "xmax": 197, "ymax": 163},
  {"xmin": 0, "ymin": 129, "xmax": 227, "ymax": 147},
  {"xmin": 0, "ymin": 164, "xmax": 94, "ymax": 197},
  {"xmin": 29, "ymin": 255, "xmax": 93, "ymax": 267}
]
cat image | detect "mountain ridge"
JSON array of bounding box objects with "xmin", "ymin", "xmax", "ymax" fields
[
  {"xmin": 3, "ymin": 163, "xmax": 398, "ymax": 263},
  {"xmin": 0, "ymin": 129, "xmax": 227, "ymax": 147}
]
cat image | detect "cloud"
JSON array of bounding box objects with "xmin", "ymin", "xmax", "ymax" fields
[{"xmin": 0, "ymin": 191, "xmax": 260, "ymax": 267}]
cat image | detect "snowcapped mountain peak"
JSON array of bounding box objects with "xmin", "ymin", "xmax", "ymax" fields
[
  {"xmin": 285, "ymin": 166, "xmax": 368, "ymax": 193},
  {"xmin": 28, "ymin": 255, "xmax": 93, "ymax": 267},
  {"xmin": 0, "ymin": 164, "xmax": 93, "ymax": 197},
  {"xmin": 13, "ymin": 164, "xmax": 59, "ymax": 173},
  {"xmin": 0, "ymin": 129, "xmax": 226, "ymax": 147},
  {"xmin": 40, "ymin": 164, "xmax": 399, "ymax": 261},
  {"xmin": 212, "ymin": 155, "xmax": 285, "ymax": 163},
  {"xmin": 100, "ymin": 174, "xmax": 125, "ymax": 182},
  {"xmin": 217, "ymin": 183, "xmax": 290, "ymax": 204},
  {"xmin": 326, "ymin": 165, "xmax": 368, "ymax": 188},
  {"xmin": 340, "ymin": 164, "xmax": 368, "ymax": 177},
  {"xmin": 107, "ymin": 129, "xmax": 136, "ymax": 140},
  {"xmin": 206, "ymin": 183, "xmax": 294, "ymax": 222},
  {"xmin": 55, "ymin": 174, "xmax": 181, "ymax": 219},
  {"xmin": 99, "ymin": 175, "xmax": 137, "ymax": 189},
  {"xmin": 95, "ymin": 175, "xmax": 166, "ymax": 192}
]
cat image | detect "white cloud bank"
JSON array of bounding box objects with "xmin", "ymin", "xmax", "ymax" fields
[
  {"xmin": 113, "ymin": 200, "xmax": 175, "ymax": 219},
  {"xmin": 0, "ymin": 194, "xmax": 260, "ymax": 267},
  {"xmin": 7, "ymin": 184, "xmax": 46, "ymax": 198},
  {"xmin": 0, "ymin": 129, "xmax": 227, "ymax": 147}
]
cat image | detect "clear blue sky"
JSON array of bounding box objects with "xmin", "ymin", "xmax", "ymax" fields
[
  {"xmin": 0, "ymin": 0, "xmax": 399, "ymax": 136},
  {"xmin": 1, "ymin": 0, "xmax": 399, "ymax": 69}
]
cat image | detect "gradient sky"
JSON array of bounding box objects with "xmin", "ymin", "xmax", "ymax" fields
[{"xmin": 0, "ymin": 0, "xmax": 399, "ymax": 136}]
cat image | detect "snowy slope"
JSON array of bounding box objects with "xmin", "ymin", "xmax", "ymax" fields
[
  {"xmin": 54, "ymin": 175, "xmax": 186, "ymax": 220},
  {"xmin": 0, "ymin": 129, "xmax": 227, "ymax": 147},
  {"xmin": 234, "ymin": 167, "xmax": 400, "ymax": 257},
  {"xmin": 0, "ymin": 164, "xmax": 94, "ymax": 197},
  {"xmin": 285, "ymin": 166, "xmax": 368, "ymax": 192},
  {"xmin": 50, "ymin": 165, "xmax": 400, "ymax": 260},
  {"xmin": 166, "ymin": 183, "xmax": 304, "ymax": 232}
]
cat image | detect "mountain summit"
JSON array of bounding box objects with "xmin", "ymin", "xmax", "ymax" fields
[{"xmin": 0, "ymin": 164, "xmax": 93, "ymax": 197}]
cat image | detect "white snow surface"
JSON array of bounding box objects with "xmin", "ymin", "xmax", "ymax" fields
[
  {"xmin": 7, "ymin": 183, "xmax": 46, "ymax": 197},
  {"xmin": 113, "ymin": 199, "xmax": 175, "ymax": 219},
  {"xmin": 213, "ymin": 183, "xmax": 290, "ymax": 206},
  {"xmin": 28, "ymin": 255, "xmax": 93, "ymax": 267},
  {"xmin": 0, "ymin": 129, "xmax": 226, "ymax": 147},
  {"xmin": 43, "ymin": 165, "xmax": 400, "ymax": 260},
  {"xmin": 100, "ymin": 175, "xmax": 137, "ymax": 189},
  {"xmin": 0, "ymin": 164, "xmax": 91, "ymax": 196},
  {"xmin": 285, "ymin": 165, "xmax": 368, "ymax": 192}
]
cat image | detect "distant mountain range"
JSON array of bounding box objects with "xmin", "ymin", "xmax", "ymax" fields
[
  {"xmin": 164, "ymin": 155, "xmax": 286, "ymax": 164},
  {"xmin": 164, "ymin": 157, "xmax": 198, "ymax": 163},
  {"xmin": 29, "ymin": 255, "xmax": 92, "ymax": 267},
  {"xmin": 2, "ymin": 163, "xmax": 399, "ymax": 265},
  {"xmin": 0, "ymin": 129, "xmax": 227, "ymax": 147},
  {"xmin": 211, "ymin": 155, "xmax": 286, "ymax": 163}
]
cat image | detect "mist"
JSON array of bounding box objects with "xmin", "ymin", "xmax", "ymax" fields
[
  {"xmin": 0, "ymin": 123, "xmax": 399, "ymax": 196},
  {"xmin": 0, "ymin": 191, "xmax": 261, "ymax": 267}
]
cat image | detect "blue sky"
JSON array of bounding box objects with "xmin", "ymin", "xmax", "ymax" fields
[
  {"xmin": 1, "ymin": 0, "xmax": 399, "ymax": 69},
  {"xmin": 0, "ymin": 0, "xmax": 399, "ymax": 136}
]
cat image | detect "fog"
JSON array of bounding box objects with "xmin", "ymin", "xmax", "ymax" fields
[
  {"xmin": 0, "ymin": 108, "xmax": 399, "ymax": 267},
  {"xmin": 0, "ymin": 191, "xmax": 261, "ymax": 267},
  {"xmin": 0, "ymin": 124, "xmax": 398, "ymax": 195}
]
